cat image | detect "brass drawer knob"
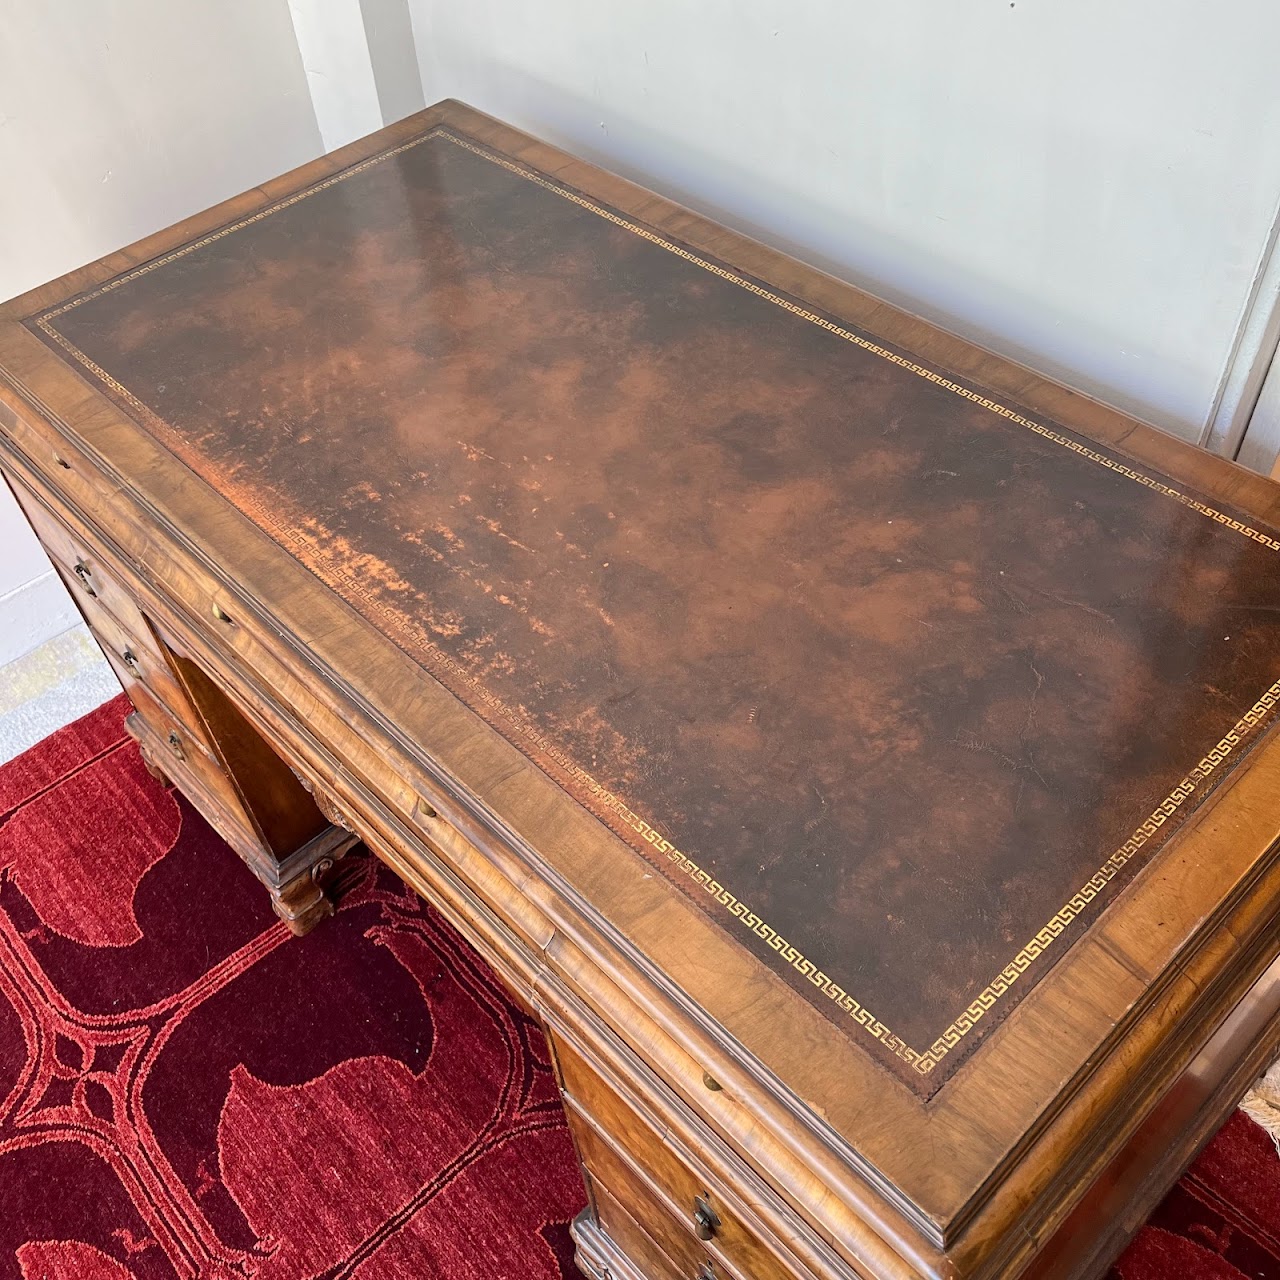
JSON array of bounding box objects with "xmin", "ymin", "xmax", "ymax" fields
[
  {"xmin": 166, "ymin": 730, "xmax": 186, "ymax": 761},
  {"xmin": 696, "ymin": 1266, "xmax": 717, "ymax": 1280},
  {"xmin": 73, "ymin": 560, "xmax": 97, "ymax": 597},
  {"xmin": 52, "ymin": 451, "xmax": 71, "ymax": 469},
  {"xmin": 692, "ymin": 1194, "xmax": 720, "ymax": 1241},
  {"xmin": 121, "ymin": 647, "xmax": 139, "ymax": 672},
  {"xmin": 211, "ymin": 602, "xmax": 234, "ymax": 624}
]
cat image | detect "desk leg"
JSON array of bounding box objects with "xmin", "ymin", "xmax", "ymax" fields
[
  {"xmin": 129, "ymin": 703, "xmax": 359, "ymax": 935},
  {"xmin": 143, "ymin": 636, "xmax": 361, "ymax": 936},
  {"xmin": 267, "ymin": 782, "xmax": 364, "ymax": 933},
  {"xmin": 572, "ymin": 1209, "xmax": 655, "ymax": 1280},
  {"xmin": 260, "ymin": 823, "xmax": 361, "ymax": 935}
]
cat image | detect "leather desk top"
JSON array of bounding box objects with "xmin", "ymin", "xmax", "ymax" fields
[{"xmin": 22, "ymin": 122, "xmax": 1280, "ymax": 1098}]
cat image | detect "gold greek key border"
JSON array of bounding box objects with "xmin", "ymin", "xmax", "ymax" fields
[
  {"xmin": 31, "ymin": 126, "xmax": 1280, "ymax": 1077},
  {"xmin": 440, "ymin": 134, "xmax": 1280, "ymax": 554}
]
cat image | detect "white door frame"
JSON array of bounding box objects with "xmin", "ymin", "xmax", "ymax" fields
[{"xmin": 1204, "ymin": 194, "xmax": 1280, "ymax": 474}]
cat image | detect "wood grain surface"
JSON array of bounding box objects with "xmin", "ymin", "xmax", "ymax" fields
[
  {"xmin": 5, "ymin": 101, "xmax": 1280, "ymax": 1280},
  {"xmin": 23, "ymin": 124, "xmax": 1280, "ymax": 1093}
]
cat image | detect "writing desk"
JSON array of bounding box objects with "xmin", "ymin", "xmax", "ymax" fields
[{"xmin": 5, "ymin": 101, "xmax": 1280, "ymax": 1280}]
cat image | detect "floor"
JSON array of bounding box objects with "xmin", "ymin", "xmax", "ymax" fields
[
  {"xmin": 1, "ymin": 623, "xmax": 1279, "ymax": 1279},
  {"xmin": 0, "ymin": 624, "xmax": 120, "ymax": 764},
  {"xmin": 0, "ymin": 691, "xmax": 584, "ymax": 1278}
]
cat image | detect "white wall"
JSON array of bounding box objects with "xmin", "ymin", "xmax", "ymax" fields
[
  {"xmin": 0, "ymin": 494, "xmax": 78, "ymax": 667},
  {"xmin": 0, "ymin": 0, "xmax": 323, "ymax": 663},
  {"xmin": 411, "ymin": 0, "xmax": 1280, "ymax": 447},
  {"xmin": 8, "ymin": 0, "xmax": 1280, "ymax": 670}
]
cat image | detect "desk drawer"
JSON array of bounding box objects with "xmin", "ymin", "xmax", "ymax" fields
[
  {"xmin": 557, "ymin": 1039, "xmax": 794, "ymax": 1280},
  {"xmin": 576, "ymin": 1114, "xmax": 747, "ymax": 1280},
  {"xmin": 0, "ymin": 403, "xmax": 117, "ymax": 526},
  {"xmin": 12, "ymin": 478, "xmax": 152, "ymax": 637},
  {"xmin": 84, "ymin": 601, "xmax": 191, "ymax": 729},
  {"xmin": 125, "ymin": 684, "xmax": 250, "ymax": 832},
  {"xmin": 590, "ymin": 1179, "xmax": 700, "ymax": 1280},
  {"xmin": 8, "ymin": 475, "xmax": 218, "ymax": 755}
]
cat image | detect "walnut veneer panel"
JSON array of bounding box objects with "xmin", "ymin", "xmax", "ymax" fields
[{"xmin": 26, "ymin": 127, "xmax": 1280, "ymax": 1093}]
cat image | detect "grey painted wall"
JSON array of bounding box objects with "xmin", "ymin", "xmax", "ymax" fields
[
  {"xmin": 0, "ymin": 0, "xmax": 323, "ymax": 663},
  {"xmin": 1, "ymin": 0, "xmax": 321, "ymax": 303},
  {"xmin": 287, "ymin": 0, "xmax": 425, "ymax": 152}
]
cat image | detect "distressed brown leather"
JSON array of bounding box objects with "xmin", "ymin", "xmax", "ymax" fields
[{"xmin": 32, "ymin": 129, "xmax": 1280, "ymax": 1092}]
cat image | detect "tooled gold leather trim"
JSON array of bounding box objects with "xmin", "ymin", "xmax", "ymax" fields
[{"xmin": 33, "ymin": 126, "xmax": 1280, "ymax": 1077}]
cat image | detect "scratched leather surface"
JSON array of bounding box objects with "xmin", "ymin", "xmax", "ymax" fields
[{"xmin": 32, "ymin": 130, "xmax": 1280, "ymax": 1093}]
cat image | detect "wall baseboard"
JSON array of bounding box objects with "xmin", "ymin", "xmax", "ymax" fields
[{"xmin": 0, "ymin": 571, "xmax": 81, "ymax": 669}]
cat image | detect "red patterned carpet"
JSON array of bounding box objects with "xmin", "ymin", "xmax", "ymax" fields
[
  {"xmin": 0, "ymin": 696, "xmax": 581, "ymax": 1279},
  {"xmin": 0, "ymin": 693, "xmax": 1277, "ymax": 1279}
]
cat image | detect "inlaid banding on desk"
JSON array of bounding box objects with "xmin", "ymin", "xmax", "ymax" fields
[{"xmin": 30, "ymin": 127, "xmax": 1280, "ymax": 1093}]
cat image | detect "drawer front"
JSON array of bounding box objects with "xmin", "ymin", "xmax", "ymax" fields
[
  {"xmin": 575, "ymin": 1116, "xmax": 748, "ymax": 1280},
  {"xmin": 557, "ymin": 1040, "xmax": 793, "ymax": 1280},
  {"xmin": 0, "ymin": 404, "xmax": 118, "ymax": 525},
  {"xmin": 12, "ymin": 478, "xmax": 153, "ymax": 637},
  {"xmin": 590, "ymin": 1178, "xmax": 700, "ymax": 1280},
  {"xmin": 83, "ymin": 600, "xmax": 192, "ymax": 729},
  {"xmin": 8, "ymin": 474, "xmax": 219, "ymax": 757},
  {"xmin": 126, "ymin": 685, "xmax": 252, "ymax": 836}
]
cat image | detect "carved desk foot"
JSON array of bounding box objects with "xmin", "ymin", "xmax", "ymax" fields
[
  {"xmin": 265, "ymin": 825, "xmax": 362, "ymax": 936},
  {"xmin": 135, "ymin": 735, "xmax": 171, "ymax": 786}
]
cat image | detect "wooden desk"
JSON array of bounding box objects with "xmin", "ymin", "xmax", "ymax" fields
[{"xmin": 5, "ymin": 101, "xmax": 1280, "ymax": 1280}]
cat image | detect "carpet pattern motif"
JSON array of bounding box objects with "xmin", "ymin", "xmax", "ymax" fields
[
  {"xmin": 0, "ymin": 692, "xmax": 1276, "ymax": 1278},
  {"xmin": 0, "ymin": 696, "xmax": 581, "ymax": 1278}
]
